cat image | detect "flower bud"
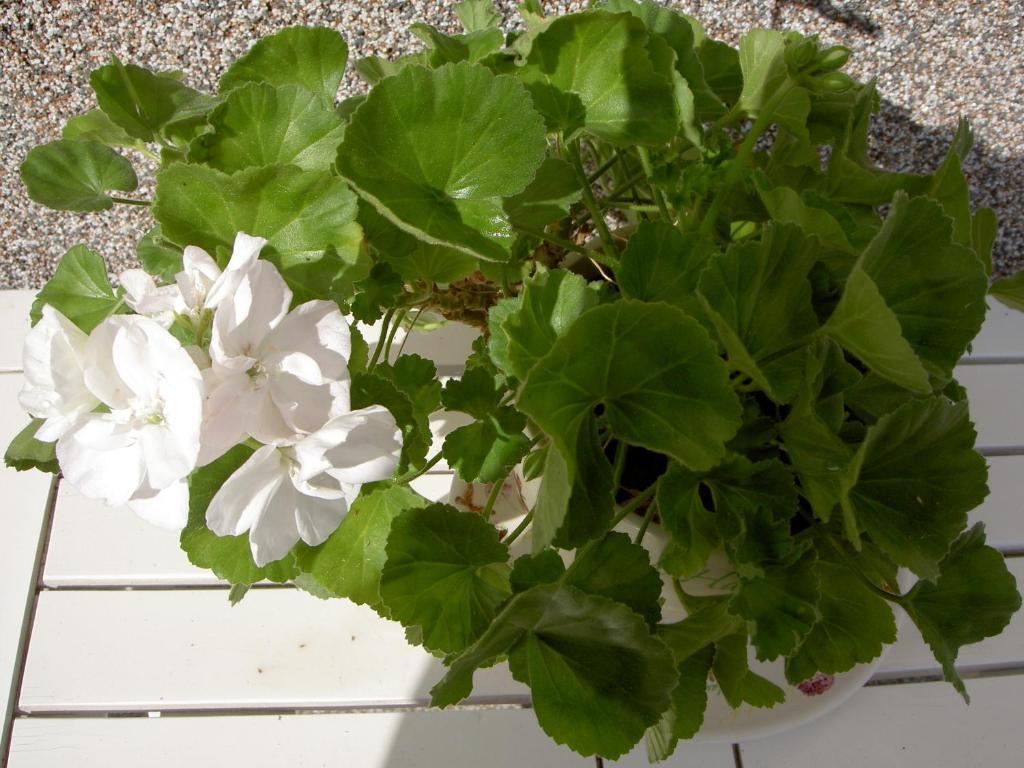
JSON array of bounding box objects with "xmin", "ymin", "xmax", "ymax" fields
[
  {"xmin": 785, "ymin": 37, "xmax": 819, "ymax": 73},
  {"xmin": 817, "ymin": 45, "xmax": 852, "ymax": 72},
  {"xmin": 817, "ymin": 71, "xmax": 855, "ymax": 92}
]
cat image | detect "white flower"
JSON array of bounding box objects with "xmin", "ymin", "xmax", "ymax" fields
[
  {"xmin": 176, "ymin": 232, "xmax": 267, "ymax": 318},
  {"xmin": 206, "ymin": 406, "xmax": 402, "ymax": 566},
  {"xmin": 56, "ymin": 314, "xmax": 204, "ymax": 529},
  {"xmin": 116, "ymin": 232, "xmax": 266, "ymax": 330},
  {"xmin": 19, "ymin": 306, "xmax": 100, "ymax": 441},
  {"xmin": 119, "ymin": 269, "xmax": 178, "ymax": 328},
  {"xmin": 199, "ymin": 260, "xmax": 352, "ymax": 465}
]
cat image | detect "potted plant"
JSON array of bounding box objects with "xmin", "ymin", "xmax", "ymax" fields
[{"xmin": 7, "ymin": 0, "xmax": 1023, "ymax": 761}]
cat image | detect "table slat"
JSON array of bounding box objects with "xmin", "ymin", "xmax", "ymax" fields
[
  {"xmin": 43, "ymin": 474, "xmax": 454, "ymax": 587},
  {"xmin": 0, "ymin": 292, "xmax": 35, "ymax": 372},
  {"xmin": 957, "ymin": 363, "xmax": 1024, "ymax": 449},
  {"xmin": 738, "ymin": 675, "xmax": 1020, "ymax": 767},
  {"xmin": 969, "ymin": 298, "xmax": 1024, "ymax": 360},
  {"xmin": 19, "ymin": 588, "xmax": 527, "ymax": 713},
  {"xmin": 7, "ymin": 708, "xmax": 589, "ymax": 768},
  {"xmin": 0, "ymin": 375, "xmax": 55, "ymax": 731}
]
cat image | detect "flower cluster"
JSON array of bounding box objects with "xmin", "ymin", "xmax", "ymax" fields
[{"xmin": 20, "ymin": 233, "xmax": 403, "ymax": 566}]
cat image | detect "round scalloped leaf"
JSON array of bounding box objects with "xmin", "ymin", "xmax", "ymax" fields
[
  {"xmin": 517, "ymin": 10, "xmax": 679, "ymax": 145},
  {"xmin": 189, "ymin": 83, "xmax": 346, "ymax": 172},
  {"xmin": 20, "ymin": 140, "xmax": 137, "ymax": 212},
  {"xmin": 218, "ymin": 26, "xmax": 349, "ymax": 103},
  {"xmin": 337, "ymin": 61, "xmax": 547, "ymax": 262},
  {"xmin": 153, "ymin": 163, "xmax": 365, "ymax": 304},
  {"xmin": 518, "ymin": 300, "xmax": 742, "ymax": 472},
  {"xmin": 380, "ymin": 503, "xmax": 511, "ymax": 654}
]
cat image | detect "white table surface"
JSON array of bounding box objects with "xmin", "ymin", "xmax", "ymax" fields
[{"xmin": 1, "ymin": 289, "xmax": 1021, "ymax": 767}]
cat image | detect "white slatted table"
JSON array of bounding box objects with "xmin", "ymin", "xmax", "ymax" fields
[{"xmin": 1, "ymin": 290, "xmax": 1021, "ymax": 767}]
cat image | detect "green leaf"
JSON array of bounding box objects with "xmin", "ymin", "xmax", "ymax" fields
[
  {"xmin": 294, "ymin": 484, "xmax": 429, "ymax": 608},
  {"xmin": 20, "ymin": 140, "xmax": 137, "ymax": 212},
  {"xmin": 823, "ymin": 268, "xmax": 931, "ymax": 394},
  {"xmin": 358, "ymin": 201, "xmax": 478, "ymax": 285},
  {"xmin": 189, "ymin": 83, "xmax": 346, "ymax": 172},
  {"xmin": 219, "ymin": 26, "xmax": 349, "ymax": 102},
  {"xmin": 658, "ymin": 599, "xmax": 743, "ymax": 662},
  {"xmin": 755, "ymin": 178, "xmax": 855, "ymax": 256},
  {"xmin": 510, "ymin": 550, "xmax": 566, "ymax": 592},
  {"xmin": 519, "ymin": 300, "xmax": 742, "ymax": 472},
  {"xmin": 517, "ymin": 11, "xmax": 679, "ymax": 145},
  {"xmin": 136, "ymin": 225, "xmax": 183, "ymax": 284},
  {"xmin": 443, "ymin": 421, "xmax": 531, "ymax": 483},
  {"xmin": 603, "ymin": 0, "xmax": 725, "ymax": 120},
  {"xmin": 712, "ymin": 631, "xmax": 785, "ymax": 709},
  {"xmin": 617, "ymin": 221, "xmax": 714, "ymax": 322},
  {"xmin": 990, "ymin": 270, "xmax": 1024, "ymax": 313},
  {"xmin": 350, "ymin": 263, "xmax": 405, "ymax": 324},
  {"xmin": 729, "ymin": 548, "xmax": 820, "ymax": 661},
  {"xmin": 697, "ymin": 223, "xmax": 820, "ymax": 403},
  {"xmin": 431, "ymin": 583, "xmax": 677, "ymax": 760},
  {"xmin": 736, "ymin": 30, "xmax": 787, "ymax": 118},
  {"xmin": 645, "ymin": 643, "xmax": 714, "ymax": 759},
  {"xmin": 30, "ymin": 245, "xmax": 125, "ymax": 332},
  {"xmin": 4, "ymin": 419, "xmax": 59, "ymax": 474},
  {"xmin": 972, "ymin": 207, "xmax": 998, "ymax": 275},
  {"xmin": 829, "ymin": 194, "xmax": 987, "ymax": 384},
  {"xmin": 902, "ymin": 524, "xmax": 1022, "ymax": 701},
  {"xmin": 564, "ymin": 532, "xmax": 663, "ymax": 626},
  {"xmin": 338, "ymin": 62, "xmax": 547, "ymax": 262},
  {"xmin": 351, "ymin": 371, "xmax": 430, "ymax": 473},
  {"xmin": 501, "ymin": 269, "xmax": 600, "ymax": 382},
  {"xmin": 785, "ymin": 541, "xmax": 897, "ymax": 684},
  {"xmin": 502, "ymin": 157, "xmax": 582, "ymax": 230},
  {"xmin": 656, "ymin": 463, "xmax": 718, "ymax": 578},
  {"xmin": 441, "ymin": 366, "xmax": 505, "ymax": 419},
  {"xmin": 181, "ymin": 445, "xmax": 299, "ymax": 585},
  {"xmin": 456, "ymin": 0, "xmax": 501, "ymax": 32},
  {"xmin": 153, "ymin": 163, "xmax": 366, "ymax": 304},
  {"xmin": 62, "ymin": 108, "xmax": 149, "ymax": 152},
  {"xmin": 842, "ymin": 398, "xmax": 988, "ymax": 581},
  {"xmin": 380, "ymin": 503, "xmax": 510, "ymax": 654},
  {"xmin": 90, "ymin": 59, "xmax": 216, "ymax": 143},
  {"xmin": 531, "ymin": 416, "xmax": 615, "ymax": 551},
  {"xmin": 376, "ymin": 354, "xmax": 442, "ymax": 423}
]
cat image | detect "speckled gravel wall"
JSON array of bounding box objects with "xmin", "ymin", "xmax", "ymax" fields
[{"xmin": 1, "ymin": 0, "xmax": 1021, "ymax": 287}]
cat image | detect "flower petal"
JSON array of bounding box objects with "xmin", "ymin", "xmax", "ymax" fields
[
  {"xmin": 197, "ymin": 372, "xmax": 253, "ymax": 466},
  {"xmin": 294, "ymin": 492, "xmax": 348, "ymax": 548},
  {"xmin": 19, "ymin": 305, "xmax": 98, "ymax": 441},
  {"xmin": 294, "ymin": 405, "xmax": 402, "ymax": 486},
  {"xmin": 249, "ymin": 480, "xmax": 301, "ymax": 567},
  {"xmin": 210, "ymin": 261, "xmax": 291, "ymax": 366},
  {"xmin": 128, "ymin": 480, "xmax": 189, "ymax": 529},
  {"xmin": 119, "ymin": 269, "xmax": 179, "ymax": 327},
  {"xmin": 205, "ymin": 445, "xmax": 286, "ymax": 537},
  {"xmin": 204, "ymin": 232, "xmax": 267, "ymax": 310},
  {"xmin": 262, "ymin": 300, "xmax": 351, "ymax": 381},
  {"xmin": 176, "ymin": 245, "xmax": 221, "ymax": 313},
  {"xmin": 57, "ymin": 414, "xmax": 145, "ymax": 506}
]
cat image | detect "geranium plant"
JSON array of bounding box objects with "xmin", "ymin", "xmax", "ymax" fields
[{"xmin": 7, "ymin": 0, "xmax": 1023, "ymax": 761}]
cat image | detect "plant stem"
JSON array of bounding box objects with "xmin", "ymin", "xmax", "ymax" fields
[
  {"xmin": 568, "ymin": 140, "xmax": 619, "ymax": 266},
  {"xmin": 587, "ymin": 152, "xmax": 622, "ymax": 183},
  {"xmin": 514, "ymin": 226, "xmax": 592, "ymax": 257},
  {"xmin": 482, "ymin": 474, "xmax": 508, "ymax": 519},
  {"xmin": 504, "ymin": 511, "xmax": 534, "ymax": 546},
  {"xmin": 609, "ymin": 482, "xmax": 658, "ymax": 529},
  {"xmin": 634, "ymin": 498, "xmax": 659, "ymax": 545},
  {"xmin": 139, "ymin": 147, "xmax": 161, "ymax": 161},
  {"xmin": 382, "ymin": 309, "xmax": 407, "ymax": 365},
  {"xmin": 393, "ymin": 305, "xmax": 425, "ymax": 360},
  {"xmin": 110, "ymin": 196, "xmax": 150, "ymax": 206},
  {"xmin": 367, "ymin": 308, "xmax": 395, "ymax": 372},
  {"xmin": 698, "ymin": 82, "xmax": 795, "ymax": 238},
  {"xmin": 637, "ymin": 146, "xmax": 672, "ymax": 222},
  {"xmin": 611, "ymin": 441, "xmax": 628, "ymax": 490},
  {"xmin": 395, "ymin": 451, "xmax": 444, "ymax": 484}
]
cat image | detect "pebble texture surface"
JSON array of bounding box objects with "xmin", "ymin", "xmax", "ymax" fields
[{"xmin": 1, "ymin": 0, "xmax": 1021, "ymax": 287}]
